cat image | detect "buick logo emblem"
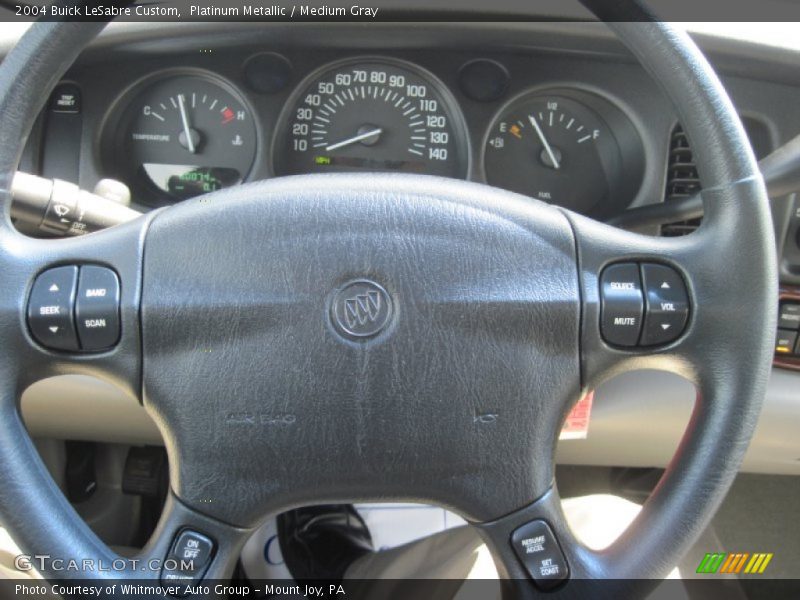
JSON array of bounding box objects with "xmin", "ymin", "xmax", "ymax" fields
[
  {"xmin": 344, "ymin": 290, "xmax": 382, "ymax": 329},
  {"xmin": 331, "ymin": 280, "xmax": 392, "ymax": 339}
]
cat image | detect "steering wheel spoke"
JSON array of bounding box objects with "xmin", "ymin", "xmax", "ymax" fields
[
  {"xmin": 138, "ymin": 492, "xmax": 253, "ymax": 587},
  {"xmin": 0, "ymin": 216, "xmax": 151, "ymax": 393},
  {"xmin": 471, "ymin": 173, "xmax": 778, "ymax": 595},
  {"xmin": 563, "ymin": 176, "xmax": 775, "ymax": 394},
  {"xmin": 0, "ymin": 215, "xmax": 255, "ymax": 588},
  {"xmin": 474, "ymin": 487, "xmax": 575, "ymax": 597},
  {"xmin": 474, "ymin": 485, "xmax": 667, "ymax": 599}
]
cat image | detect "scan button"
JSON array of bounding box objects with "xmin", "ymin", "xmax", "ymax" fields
[{"xmin": 75, "ymin": 265, "xmax": 120, "ymax": 351}]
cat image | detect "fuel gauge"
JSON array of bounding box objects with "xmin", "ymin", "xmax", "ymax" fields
[{"xmin": 483, "ymin": 89, "xmax": 643, "ymax": 217}]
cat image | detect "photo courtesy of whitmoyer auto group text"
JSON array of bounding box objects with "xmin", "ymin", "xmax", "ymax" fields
[{"xmin": 0, "ymin": 0, "xmax": 799, "ymax": 598}]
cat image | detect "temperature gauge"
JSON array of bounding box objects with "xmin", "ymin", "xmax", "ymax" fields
[{"xmin": 115, "ymin": 73, "xmax": 257, "ymax": 203}]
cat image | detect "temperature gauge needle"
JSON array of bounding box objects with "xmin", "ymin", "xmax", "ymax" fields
[
  {"xmin": 326, "ymin": 127, "xmax": 383, "ymax": 152},
  {"xmin": 177, "ymin": 94, "xmax": 196, "ymax": 154},
  {"xmin": 528, "ymin": 114, "xmax": 560, "ymax": 170}
]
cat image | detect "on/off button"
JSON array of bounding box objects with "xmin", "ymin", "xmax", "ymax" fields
[{"xmin": 600, "ymin": 263, "xmax": 644, "ymax": 347}]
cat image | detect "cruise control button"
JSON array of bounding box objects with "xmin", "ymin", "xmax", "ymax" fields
[
  {"xmin": 170, "ymin": 530, "xmax": 214, "ymax": 569},
  {"xmin": 75, "ymin": 266, "xmax": 120, "ymax": 351},
  {"xmin": 161, "ymin": 529, "xmax": 215, "ymax": 596},
  {"xmin": 27, "ymin": 266, "xmax": 79, "ymax": 351},
  {"xmin": 599, "ymin": 263, "xmax": 643, "ymax": 347},
  {"xmin": 640, "ymin": 263, "xmax": 690, "ymax": 346},
  {"xmin": 511, "ymin": 520, "xmax": 569, "ymax": 590},
  {"xmin": 778, "ymin": 302, "xmax": 800, "ymax": 330},
  {"xmin": 776, "ymin": 329, "xmax": 798, "ymax": 355}
]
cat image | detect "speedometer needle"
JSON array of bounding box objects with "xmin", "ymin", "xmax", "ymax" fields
[
  {"xmin": 528, "ymin": 114, "xmax": 560, "ymax": 170},
  {"xmin": 177, "ymin": 94, "xmax": 196, "ymax": 154},
  {"xmin": 326, "ymin": 127, "xmax": 383, "ymax": 152}
]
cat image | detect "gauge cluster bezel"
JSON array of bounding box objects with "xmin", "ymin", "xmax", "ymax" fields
[{"xmin": 89, "ymin": 48, "xmax": 658, "ymax": 216}]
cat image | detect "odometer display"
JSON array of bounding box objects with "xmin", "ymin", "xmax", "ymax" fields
[{"xmin": 274, "ymin": 59, "xmax": 467, "ymax": 178}]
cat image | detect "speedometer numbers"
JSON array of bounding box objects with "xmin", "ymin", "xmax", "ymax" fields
[
  {"xmin": 274, "ymin": 60, "xmax": 467, "ymax": 178},
  {"xmin": 484, "ymin": 90, "xmax": 643, "ymax": 217}
]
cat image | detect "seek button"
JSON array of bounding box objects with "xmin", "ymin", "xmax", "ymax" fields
[{"xmin": 27, "ymin": 266, "xmax": 79, "ymax": 351}]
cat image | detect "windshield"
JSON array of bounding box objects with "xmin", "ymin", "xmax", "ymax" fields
[
  {"xmin": 0, "ymin": 22, "xmax": 797, "ymax": 51},
  {"xmin": 682, "ymin": 22, "xmax": 800, "ymax": 50}
]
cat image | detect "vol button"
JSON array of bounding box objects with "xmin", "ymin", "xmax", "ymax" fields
[{"xmin": 640, "ymin": 264, "xmax": 690, "ymax": 346}]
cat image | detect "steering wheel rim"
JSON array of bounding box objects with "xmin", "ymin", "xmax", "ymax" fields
[{"xmin": 0, "ymin": 14, "xmax": 776, "ymax": 600}]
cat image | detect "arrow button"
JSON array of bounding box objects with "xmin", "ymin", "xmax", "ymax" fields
[
  {"xmin": 27, "ymin": 266, "xmax": 79, "ymax": 351},
  {"xmin": 640, "ymin": 263, "xmax": 690, "ymax": 346}
]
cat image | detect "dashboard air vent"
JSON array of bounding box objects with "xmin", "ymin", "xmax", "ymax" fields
[{"xmin": 661, "ymin": 124, "xmax": 702, "ymax": 237}]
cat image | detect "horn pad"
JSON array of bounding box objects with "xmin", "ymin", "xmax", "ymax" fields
[{"xmin": 140, "ymin": 174, "xmax": 582, "ymax": 527}]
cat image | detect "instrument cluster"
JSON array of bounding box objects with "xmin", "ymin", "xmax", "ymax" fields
[{"xmin": 99, "ymin": 54, "xmax": 645, "ymax": 218}]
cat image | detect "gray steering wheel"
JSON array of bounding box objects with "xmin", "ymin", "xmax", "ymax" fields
[{"xmin": 0, "ymin": 13, "xmax": 777, "ymax": 600}]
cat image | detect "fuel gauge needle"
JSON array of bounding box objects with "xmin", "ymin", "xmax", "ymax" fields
[
  {"xmin": 528, "ymin": 114, "xmax": 560, "ymax": 170},
  {"xmin": 177, "ymin": 94, "xmax": 196, "ymax": 154}
]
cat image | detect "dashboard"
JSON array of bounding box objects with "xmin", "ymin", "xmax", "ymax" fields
[
  {"xmin": 22, "ymin": 24, "xmax": 690, "ymax": 224},
  {"xmin": 12, "ymin": 21, "xmax": 800, "ymax": 475}
]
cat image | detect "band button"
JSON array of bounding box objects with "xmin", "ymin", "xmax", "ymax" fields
[{"xmin": 75, "ymin": 266, "xmax": 120, "ymax": 351}]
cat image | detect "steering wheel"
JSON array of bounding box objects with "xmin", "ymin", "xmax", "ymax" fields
[{"xmin": 0, "ymin": 12, "xmax": 777, "ymax": 600}]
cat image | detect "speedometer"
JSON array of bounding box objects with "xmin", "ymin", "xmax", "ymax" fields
[{"xmin": 273, "ymin": 58, "xmax": 468, "ymax": 178}]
